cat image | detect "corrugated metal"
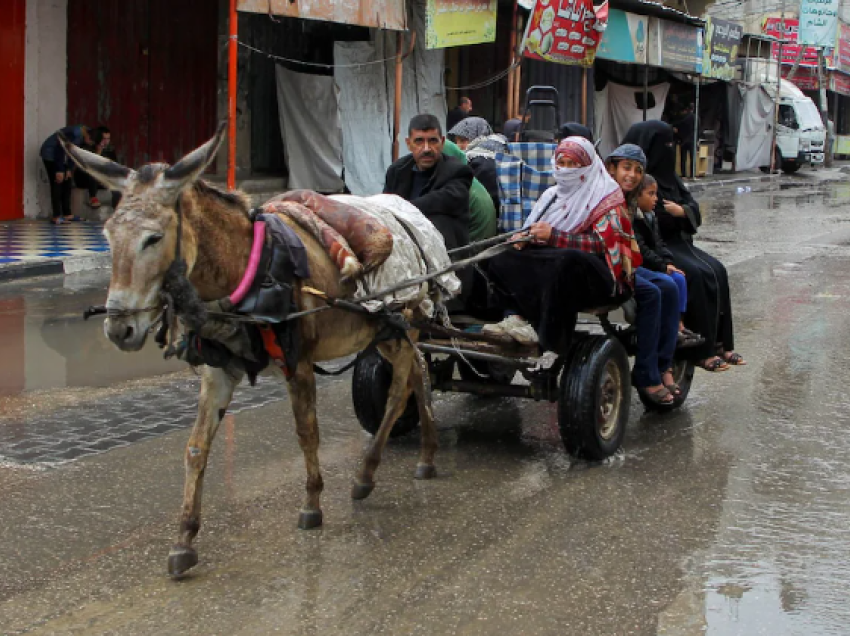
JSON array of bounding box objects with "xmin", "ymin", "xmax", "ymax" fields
[
  {"xmin": 0, "ymin": 0, "xmax": 26, "ymax": 220},
  {"xmin": 237, "ymin": 0, "xmax": 407, "ymax": 31},
  {"xmin": 68, "ymin": 0, "xmax": 217, "ymax": 169}
]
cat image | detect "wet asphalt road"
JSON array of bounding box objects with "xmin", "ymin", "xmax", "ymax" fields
[{"xmin": 2, "ymin": 176, "xmax": 850, "ymax": 634}]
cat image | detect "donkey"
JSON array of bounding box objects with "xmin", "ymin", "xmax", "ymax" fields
[{"xmin": 60, "ymin": 124, "xmax": 438, "ymax": 577}]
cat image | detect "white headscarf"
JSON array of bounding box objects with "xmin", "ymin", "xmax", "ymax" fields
[{"xmin": 523, "ymin": 137, "xmax": 624, "ymax": 234}]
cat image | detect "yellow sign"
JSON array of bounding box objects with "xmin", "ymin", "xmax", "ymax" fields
[{"xmin": 425, "ymin": 0, "xmax": 498, "ymax": 49}]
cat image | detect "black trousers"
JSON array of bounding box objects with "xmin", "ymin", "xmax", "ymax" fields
[
  {"xmin": 74, "ymin": 170, "xmax": 122, "ymax": 208},
  {"xmin": 42, "ymin": 159, "xmax": 72, "ymax": 219},
  {"xmin": 679, "ymin": 143, "xmax": 694, "ymax": 178}
]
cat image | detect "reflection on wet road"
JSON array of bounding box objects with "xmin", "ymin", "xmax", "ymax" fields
[{"xmin": 2, "ymin": 180, "xmax": 850, "ymax": 634}]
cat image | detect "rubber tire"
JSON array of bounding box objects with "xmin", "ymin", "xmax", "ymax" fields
[
  {"xmin": 558, "ymin": 335, "xmax": 631, "ymax": 461},
  {"xmin": 351, "ymin": 350, "xmax": 420, "ymax": 437},
  {"xmin": 782, "ymin": 161, "xmax": 801, "ymax": 174},
  {"xmin": 457, "ymin": 358, "xmax": 516, "ymax": 384},
  {"xmin": 638, "ymin": 356, "xmax": 695, "ymax": 412}
]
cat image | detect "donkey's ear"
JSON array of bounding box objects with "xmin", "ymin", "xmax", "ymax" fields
[
  {"xmin": 160, "ymin": 121, "xmax": 227, "ymax": 200},
  {"xmin": 58, "ymin": 133, "xmax": 134, "ymax": 192}
]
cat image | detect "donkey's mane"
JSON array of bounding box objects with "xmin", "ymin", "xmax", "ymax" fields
[{"xmin": 191, "ymin": 179, "xmax": 251, "ymax": 218}]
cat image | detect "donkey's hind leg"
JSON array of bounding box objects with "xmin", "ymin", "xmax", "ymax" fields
[
  {"xmin": 351, "ymin": 339, "xmax": 416, "ymax": 500},
  {"xmin": 410, "ymin": 346, "xmax": 438, "ymax": 480},
  {"xmin": 287, "ymin": 359, "xmax": 325, "ymax": 530},
  {"xmin": 169, "ymin": 365, "xmax": 243, "ymax": 578}
]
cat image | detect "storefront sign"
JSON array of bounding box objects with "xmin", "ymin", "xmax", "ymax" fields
[
  {"xmin": 238, "ymin": 0, "xmax": 407, "ymax": 30},
  {"xmin": 425, "ymin": 0, "xmax": 498, "ymax": 49},
  {"xmin": 520, "ymin": 0, "xmax": 606, "ymax": 68},
  {"xmin": 763, "ymin": 18, "xmax": 831, "ymax": 67},
  {"xmin": 799, "ymin": 0, "xmax": 839, "ymax": 47},
  {"xmin": 831, "ymin": 71, "xmax": 850, "ymax": 95},
  {"xmin": 782, "ymin": 67, "xmax": 820, "ymax": 90},
  {"xmin": 648, "ymin": 19, "xmax": 703, "ymax": 74},
  {"xmin": 597, "ymin": 9, "xmax": 647, "ymax": 65},
  {"xmin": 835, "ymin": 22, "xmax": 850, "ymax": 73},
  {"xmin": 702, "ymin": 17, "xmax": 742, "ymax": 80}
]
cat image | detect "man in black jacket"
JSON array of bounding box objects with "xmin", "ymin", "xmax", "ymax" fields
[{"xmin": 384, "ymin": 113, "xmax": 473, "ymax": 252}]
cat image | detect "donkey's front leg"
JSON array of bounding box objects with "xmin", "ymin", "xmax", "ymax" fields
[
  {"xmin": 410, "ymin": 346, "xmax": 438, "ymax": 480},
  {"xmin": 168, "ymin": 365, "xmax": 243, "ymax": 578},
  {"xmin": 352, "ymin": 340, "xmax": 416, "ymax": 500},
  {"xmin": 287, "ymin": 359, "xmax": 324, "ymax": 530}
]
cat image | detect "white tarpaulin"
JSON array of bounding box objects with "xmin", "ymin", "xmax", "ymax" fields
[
  {"xmin": 334, "ymin": 0, "xmax": 446, "ymax": 195},
  {"xmin": 594, "ymin": 81, "xmax": 670, "ymax": 159},
  {"xmin": 736, "ymin": 85, "xmax": 775, "ymax": 172},
  {"xmin": 275, "ymin": 65, "xmax": 345, "ymax": 193},
  {"xmin": 329, "ymin": 194, "xmax": 460, "ymax": 315}
]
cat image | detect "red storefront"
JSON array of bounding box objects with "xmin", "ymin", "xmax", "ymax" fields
[{"xmin": 0, "ymin": 0, "xmax": 26, "ymax": 221}]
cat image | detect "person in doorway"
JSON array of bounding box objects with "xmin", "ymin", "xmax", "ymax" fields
[
  {"xmin": 623, "ymin": 120, "xmax": 745, "ymax": 372},
  {"xmin": 503, "ymin": 112, "xmax": 530, "ymax": 142},
  {"xmin": 384, "ymin": 113, "xmax": 473, "ymax": 252},
  {"xmin": 74, "ymin": 126, "xmax": 122, "ymax": 210},
  {"xmin": 39, "ymin": 125, "xmax": 92, "ymax": 225},
  {"xmin": 673, "ymin": 104, "xmax": 695, "ymax": 178},
  {"xmin": 446, "ymin": 96, "xmax": 473, "ymax": 132}
]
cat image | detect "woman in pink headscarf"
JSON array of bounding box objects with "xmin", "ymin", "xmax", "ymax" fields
[{"xmin": 484, "ymin": 137, "xmax": 641, "ymax": 353}]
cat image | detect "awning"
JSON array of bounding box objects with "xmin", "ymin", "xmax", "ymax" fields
[{"xmin": 236, "ymin": 0, "xmax": 408, "ymax": 31}]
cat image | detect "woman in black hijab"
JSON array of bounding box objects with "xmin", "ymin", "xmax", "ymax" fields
[
  {"xmin": 558, "ymin": 122, "xmax": 594, "ymax": 143},
  {"xmin": 622, "ymin": 121, "xmax": 745, "ymax": 371}
]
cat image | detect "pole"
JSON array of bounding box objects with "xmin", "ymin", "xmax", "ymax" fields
[
  {"xmin": 693, "ymin": 76, "xmax": 700, "ymax": 178},
  {"xmin": 770, "ymin": 2, "xmax": 786, "ymax": 174},
  {"xmin": 643, "ymin": 65, "xmax": 648, "ymax": 121},
  {"xmin": 392, "ymin": 32, "xmax": 404, "ymax": 162},
  {"xmin": 581, "ymin": 67, "xmax": 588, "ymax": 125},
  {"xmin": 507, "ymin": 0, "xmax": 518, "ymax": 120},
  {"xmin": 227, "ymin": 0, "xmax": 238, "ymax": 190},
  {"xmin": 818, "ymin": 47, "xmax": 833, "ymax": 167}
]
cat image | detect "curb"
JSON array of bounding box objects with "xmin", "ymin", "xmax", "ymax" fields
[{"xmin": 0, "ymin": 252, "xmax": 111, "ymax": 283}]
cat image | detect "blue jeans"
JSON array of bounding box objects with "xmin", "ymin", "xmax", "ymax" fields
[
  {"xmin": 633, "ymin": 267, "xmax": 680, "ymax": 387},
  {"xmin": 667, "ymin": 271, "xmax": 687, "ymax": 313}
]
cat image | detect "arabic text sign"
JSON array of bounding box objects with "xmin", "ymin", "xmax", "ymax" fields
[
  {"xmin": 237, "ymin": 0, "xmax": 406, "ymax": 30},
  {"xmin": 597, "ymin": 9, "xmax": 647, "ymax": 64},
  {"xmin": 835, "ymin": 22, "xmax": 850, "ymax": 73},
  {"xmin": 425, "ymin": 0, "xmax": 498, "ymax": 49},
  {"xmin": 763, "ymin": 18, "xmax": 828, "ymax": 67},
  {"xmin": 703, "ymin": 17, "xmax": 742, "ymax": 80},
  {"xmin": 648, "ymin": 19, "xmax": 703, "ymax": 73},
  {"xmin": 831, "ymin": 71, "xmax": 850, "ymax": 95},
  {"xmin": 521, "ymin": 0, "xmax": 604, "ymax": 68},
  {"xmin": 799, "ymin": 0, "xmax": 839, "ymax": 47}
]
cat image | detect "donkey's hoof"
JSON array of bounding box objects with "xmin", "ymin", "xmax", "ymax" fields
[
  {"xmin": 297, "ymin": 509, "xmax": 324, "ymax": 530},
  {"xmin": 167, "ymin": 545, "xmax": 198, "ymax": 578},
  {"xmin": 414, "ymin": 464, "xmax": 437, "ymax": 480},
  {"xmin": 351, "ymin": 481, "xmax": 375, "ymax": 500}
]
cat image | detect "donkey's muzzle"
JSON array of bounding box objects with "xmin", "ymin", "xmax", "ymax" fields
[{"xmin": 105, "ymin": 317, "xmax": 147, "ymax": 351}]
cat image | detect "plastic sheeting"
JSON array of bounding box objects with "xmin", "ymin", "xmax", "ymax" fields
[
  {"xmin": 736, "ymin": 85, "xmax": 775, "ymax": 172},
  {"xmin": 594, "ymin": 81, "xmax": 670, "ymax": 158},
  {"xmin": 329, "ymin": 194, "xmax": 461, "ymax": 315},
  {"xmin": 334, "ymin": 1, "xmax": 446, "ymax": 195},
  {"xmin": 275, "ymin": 65, "xmax": 345, "ymax": 192}
]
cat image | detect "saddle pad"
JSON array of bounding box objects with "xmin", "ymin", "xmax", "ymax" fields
[{"xmin": 268, "ymin": 190, "xmax": 393, "ymax": 275}]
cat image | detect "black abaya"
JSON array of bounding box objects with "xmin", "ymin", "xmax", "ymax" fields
[{"xmin": 622, "ymin": 121, "xmax": 735, "ymax": 360}]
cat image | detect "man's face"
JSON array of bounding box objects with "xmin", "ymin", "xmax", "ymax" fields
[
  {"xmin": 462, "ymin": 100, "xmax": 472, "ymax": 113},
  {"xmin": 406, "ymin": 128, "xmax": 444, "ymax": 171},
  {"xmin": 100, "ymin": 133, "xmax": 112, "ymax": 149}
]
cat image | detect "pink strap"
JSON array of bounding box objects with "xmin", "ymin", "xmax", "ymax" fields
[{"xmin": 229, "ymin": 220, "xmax": 266, "ymax": 305}]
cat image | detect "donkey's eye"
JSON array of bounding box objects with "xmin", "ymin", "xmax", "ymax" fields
[{"xmin": 142, "ymin": 234, "xmax": 163, "ymax": 250}]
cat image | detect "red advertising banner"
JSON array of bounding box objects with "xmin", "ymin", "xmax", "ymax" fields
[
  {"xmin": 782, "ymin": 66, "xmax": 820, "ymax": 90},
  {"xmin": 831, "ymin": 71, "xmax": 850, "ymax": 95},
  {"xmin": 836, "ymin": 22, "xmax": 850, "ymax": 73},
  {"xmin": 521, "ymin": 0, "xmax": 606, "ymax": 68},
  {"xmin": 763, "ymin": 18, "xmax": 832, "ymax": 67}
]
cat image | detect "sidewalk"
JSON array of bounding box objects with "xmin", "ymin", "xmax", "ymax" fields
[{"xmin": 3, "ymin": 163, "xmax": 847, "ymax": 283}]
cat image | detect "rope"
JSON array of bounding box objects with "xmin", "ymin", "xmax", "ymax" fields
[
  {"xmin": 445, "ymin": 62, "xmax": 522, "ymax": 92},
  {"xmin": 237, "ymin": 41, "xmax": 399, "ymax": 69}
]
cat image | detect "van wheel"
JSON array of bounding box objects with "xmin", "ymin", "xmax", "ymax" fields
[
  {"xmin": 352, "ymin": 350, "xmax": 420, "ymax": 437},
  {"xmin": 782, "ymin": 162, "xmax": 801, "ymax": 174},
  {"xmin": 558, "ymin": 336, "xmax": 630, "ymax": 461}
]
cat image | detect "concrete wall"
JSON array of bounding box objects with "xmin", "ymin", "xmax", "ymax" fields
[{"xmin": 23, "ymin": 0, "xmax": 67, "ymax": 219}]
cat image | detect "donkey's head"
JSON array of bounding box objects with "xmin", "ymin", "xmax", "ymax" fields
[{"xmin": 60, "ymin": 123, "xmax": 226, "ymax": 351}]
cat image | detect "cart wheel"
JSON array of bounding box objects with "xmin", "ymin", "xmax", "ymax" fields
[
  {"xmin": 457, "ymin": 358, "xmax": 516, "ymax": 385},
  {"xmin": 638, "ymin": 357, "xmax": 695, "ymax": 412},
  {"xmin": 352, "ymin": 350, "xmax": 420, "ymax": 437},
  {"xmin": 558, "ymin": 336, "xmax": 630, "ymax": 460}
]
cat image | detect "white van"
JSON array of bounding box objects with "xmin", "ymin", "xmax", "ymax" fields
[{"xmin": 763, "ymin": 80, "xmax": 826, "ymax": 173}]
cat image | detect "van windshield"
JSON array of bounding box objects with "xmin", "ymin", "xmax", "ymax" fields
[{"xmin": 795, "ymin": 99, "xmax": 824, "ymax": 130}]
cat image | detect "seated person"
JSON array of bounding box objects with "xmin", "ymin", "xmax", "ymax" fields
[
  {"xmin": 502, "ymin": 112, "xmax": 530, "ymax": 142},
  {"xmin": 442, "ymin": 140, "xmax": 497, "ymax": 242},
  {"xmin": 448, "ymin": 117, "xmax": 492, "ymax": 151},
  {"xmin": 465, "ymin": 133, "xmax": 508, "ymax": 213},
  {"xmin": 384, "ymin": 113, "xmax": 473, "ymax": 253},
  {"xmin": 39, "ymin": 124, "xmax": 92, "ymax": 225},
  {"xmin": 483, "ymin": 137, "xmax": 641, "ymax": 351},
  {"xmin": 74, "ymin": 126, "xmax": 122, "ymax": 210}
]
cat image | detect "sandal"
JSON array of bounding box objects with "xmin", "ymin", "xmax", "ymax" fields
[
  {"xmin": 723, "ymin": 352, "xmax": 747, "ymax": 366},
  {"xmin": 639, "ymin": 386, "xmax": 675, "ymax": 405},
  {"xmin": 89, "ymin": 197, "xmax": 102, "ymax": 209},
  {"xmin": 699, "ymin": 357, "xmax": 730, "ymax": 372},
  {"xmin": 50, "ymin": 218, "xmax": 65, "ymax": 226},
  {"xmin": 661, "ymin": 370, "xmax": 682, "ymax": 396}
]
